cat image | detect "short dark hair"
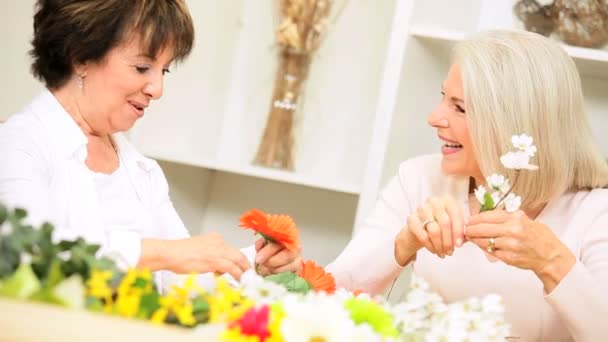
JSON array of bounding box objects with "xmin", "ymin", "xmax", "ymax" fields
[{"xmin": 30, "ymin": 0, "xmax": 195, "ymax": 89}]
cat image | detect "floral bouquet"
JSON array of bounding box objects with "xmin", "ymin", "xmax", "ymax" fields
[{"xmin": 0, "ymin": 204, "xmax": 511, "ymax": 341}]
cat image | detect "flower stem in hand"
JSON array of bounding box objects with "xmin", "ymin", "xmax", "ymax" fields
[{"xmin": 492, "ymin": 170, "xmax": 520, "ymax": 210}]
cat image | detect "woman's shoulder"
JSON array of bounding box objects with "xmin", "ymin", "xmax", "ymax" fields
[{"xmin": 0, "ymin": 107, "xmax": 49, "ymax": 156}]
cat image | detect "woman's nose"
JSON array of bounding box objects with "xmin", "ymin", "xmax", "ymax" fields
[
  {"xmin": 427, "ymin": 105, "xmax": 449, "ymax": 128},
  {"xmin": 143, "ymin": 74, "xmax": 164, "ymax": 100}
]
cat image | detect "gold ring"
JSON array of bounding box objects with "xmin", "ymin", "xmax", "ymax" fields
[
  {"xmin": 421, "ymin": 219, "xmax": 435, "ymax": 230},
  {"xmin": 486, "ymin": 237, "xmax": 496, "ymax": 253}
]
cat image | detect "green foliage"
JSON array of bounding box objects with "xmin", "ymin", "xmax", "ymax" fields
[
  {"xmin": 0, "ymin": 204, "xmax": 118, "ymax": 307},
  {"xmin": 480, "ymin": 192, "xmax": 496, "ymax": 212},
  {"xmin": 265, "ymin": 272, "xmax": 312, "ymax": 294},
  {"xmin": 344, "ymin": 298, "xmax": 399, "ymax": 337}
]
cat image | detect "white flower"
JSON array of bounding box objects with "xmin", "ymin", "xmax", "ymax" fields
[
  {"xmin": 53, "ymin": 275, "xmax": 85, "ymax": 309},
  {"xmin": 511, "ymin": 134, "xmax": 536, "ymax": 157},
  {"xmin": 280, "ymin": 295, "xmax": 355, "ymax": 341},
  {"xmin": 504, "ymin": 193, "xmax": 522, "ymax": 213},
  {"xmin": 0, "ymin": 222, "xmax": 12, "ymax": 236},
  {"xmin": 500, "ymin": 151, "xmax": 538, "ymax": 170},
  {"xmin": 474, "ymin": 185, "xmax": 487, "ymax": 205},
  {"xmin": 352, "ymin": 324, "xmax": 383, "ymax": 342},
  {"xmin": 486, "ymin": 174, "xmax": 506, "ymax": 192},
  {"xmin": 21, "ymin": 252, "xmax": 32, "ymax": 265},
  {"xmin": 238, "ymin": 270, "xmax": 288, "ymax": 304}
]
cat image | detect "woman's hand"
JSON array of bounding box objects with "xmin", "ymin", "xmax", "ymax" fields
[
  {"xmin": 140, "ymin": 233, "xmax": 251, "ymax": 280},
  {"xmin": 395, "ymin": 195, "xmax": 465, "ymax": 265},
  {"xmin": 254, "ymin": 238, "xmax": 302, "ymax": 276},
  {"xmin": 465, "ymin": 210, "xmax": 576, "ymax": 292}
]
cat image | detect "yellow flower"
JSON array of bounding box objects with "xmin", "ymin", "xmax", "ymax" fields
[
  {"xmin": 151, "ymin": 307, "xmax": 169, "ymax": 325},
  {"xmin": 86, "ymin": 269, "xmax": 114, "ymax": 312},
  {"xmin": 208, "ymin": 279, "xmax": 250, "ymax": 323},
  {"xmin": 175, "ymin": 302, "xmax": 196, "ymax": 326},
  {"xmin": 86, "ymin": 269, "xmax": 113, "ymax": 298},
  {"xmin": 222, "ymin": 329, "xmax": 262, "ymax": 342},
  {"xmin": 112, "ymin": 268, "xmax": 155, "ymax": 318},
  {"xmin": 150, "ymin": 274, "xmax": 203, "ymax": 326},
  {"xmin": 115, "ymin": 292, "xmax": 141, "ymax": 318}
]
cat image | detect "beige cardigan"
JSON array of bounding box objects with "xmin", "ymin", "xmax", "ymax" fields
[{"xmin": 327, "ymin": 154, "xmax": 608, "ymax": 341}]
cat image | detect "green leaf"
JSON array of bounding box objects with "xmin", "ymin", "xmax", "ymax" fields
[
  {"xmin": 192, "ymin": 297, "xmax": 210, "ymax": 323},
  {"xmin": 265, "ymin": 272, "xmax": 312, "ymax": 294},
  {"xmin": 29, "ymin": 288, "xmax": 65, "ymax": 306},
  {"xmin": 0, "ymin": 263, "xmax": 41, "ymax": 299},
  {"xmin": 138, "ymin": 291, "xmax": 161, "ymax": 318},
  {"xmin": 0, "ymin": 238, "xmax": 20, "ymax": 278},
  {"xmin": 45, "ymin": 258, "xmax": 65, "ymax": 288},
  {"xmin": 85, "ymin": 296, "xmax": 105, "ymax": 312},
  {"xmin": 480, "ymin": 192, "xmax": 496, "ymax": 212},
  {"xmin": 0, "ymin": 203, "xmax": 7, "ymax": 225}
]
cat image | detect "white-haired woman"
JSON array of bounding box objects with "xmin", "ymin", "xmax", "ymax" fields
[{"xmin": 328, "ymin": 30, "xmax": 608, "ymax": 341}]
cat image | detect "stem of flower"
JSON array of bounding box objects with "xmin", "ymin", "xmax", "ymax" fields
[{"xmin": 492, "ymin": 170, "xmax": 520, "ymax": 210}]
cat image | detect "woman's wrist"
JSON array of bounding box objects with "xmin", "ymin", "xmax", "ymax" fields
[
  {"xmin": 394, "ymin": 228, "xmax": 420, "ymax": 266},
  {"xmin": 138, "ymin": 238, "xmax": 171, "ymax": 271},
  {"xmin": 534, "ymin": 245, "xmax": 576, "ymax": 293}
]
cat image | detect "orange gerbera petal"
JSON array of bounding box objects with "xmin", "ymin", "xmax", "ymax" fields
[
  {"xmin": 239, "ymin": 209, "xmax": 301, "ymax": 252},
  {"xmin": 298, "ymin": 260, "xmax": 336, "ymax": 294},
  {"xmin": 239, "ymin": 209, "xmax": 268, "ymax": 231}
]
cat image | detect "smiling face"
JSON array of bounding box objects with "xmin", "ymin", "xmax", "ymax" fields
[
  {"xmin": 427, "ymin": 64, "xmax": 483, "ymax": 181},
  {"xmin": 76, "ymin": 36, "xmax": 174, "ymax": 134}
]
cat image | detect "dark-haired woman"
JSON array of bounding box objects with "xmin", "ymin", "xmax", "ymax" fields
[{"xmin": 0, "ymin": 0, "xmax": 301, "ymax": 290}]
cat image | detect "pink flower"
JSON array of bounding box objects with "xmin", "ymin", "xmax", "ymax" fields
[{"xmin": 229, "ymin": 305, "xmax": 271, "ymax": 341}]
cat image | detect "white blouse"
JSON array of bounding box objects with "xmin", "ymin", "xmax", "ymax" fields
[
  {"xmin": 327, "ymin": 154, "xmax": 608, "ymax": 341},
  {"xmin": 0, "ymin": 89, "xmax": 253, "ymax": 291}
]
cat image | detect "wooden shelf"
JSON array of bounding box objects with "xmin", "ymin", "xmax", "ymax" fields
[{"xmin": 409, "ymin": 26, "xmax": 608, "ymax": 79}]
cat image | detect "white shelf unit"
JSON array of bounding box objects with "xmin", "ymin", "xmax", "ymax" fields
[
  {"xmin": 129, "ymin": 0, "xmax": 399, "ymax": 264},
  {"xmin": 128, "ymin": 0, "xmax": 608, "ymax": 267}
]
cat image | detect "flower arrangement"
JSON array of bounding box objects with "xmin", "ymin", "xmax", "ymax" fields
[
  {"xmin": 474, "ymin": 134, "xmax": 538, "ymax": 213},
  {"xmin": 0, "ymin": 204, "xmax": 511, "ymax": 340}
]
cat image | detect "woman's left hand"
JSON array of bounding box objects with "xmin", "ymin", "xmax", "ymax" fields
[
  {"xmin": 465, "ymin": 210, "xmax": 576, "ymax": 292},
  {"xmin": 254, "ymin": 238, "xmax": 302, "ymax": 276}
]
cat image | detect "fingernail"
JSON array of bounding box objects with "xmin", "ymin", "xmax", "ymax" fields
[{"xmin": 456, "ymin": 238, "xmax": 463, "ymax": 247}]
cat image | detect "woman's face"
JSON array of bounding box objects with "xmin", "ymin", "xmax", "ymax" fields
[
  {"xmin": 427, "ymin": 64, "xmax": 482, "ymax": 180},
  {"xmin": 77, "ymin": 37, "xmax": 173, "ymax": 134}
]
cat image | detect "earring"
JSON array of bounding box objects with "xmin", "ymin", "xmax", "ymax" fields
[{"xmin": 77, "ymin": 76, "xmax": 84, "ymax": 90}]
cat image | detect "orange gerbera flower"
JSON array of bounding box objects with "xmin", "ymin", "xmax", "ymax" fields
[
  {"xmin": 239, "ymin": 209, "xmax": 301, "ymax": 252},
  {"xmin": 298, "ymin": 260, "xmax": 336, "ymax": 294}
]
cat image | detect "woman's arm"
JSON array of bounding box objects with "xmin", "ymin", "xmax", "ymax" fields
[
  {"xmin": 326, "ymin": 174, "xmax": 413, "ymax": 294},
  {"xmin": 543, "ymin": 213, "xmax": 608, "ymax": 341}
]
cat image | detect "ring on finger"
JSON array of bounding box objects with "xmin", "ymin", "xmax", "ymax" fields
[
  {"xmin": 421, "ymin": 218, "xmax": 436, "ymax": 231},
  {"xmin": 486, "ymin": 237, "xmax": 496, "ymax": 253}
]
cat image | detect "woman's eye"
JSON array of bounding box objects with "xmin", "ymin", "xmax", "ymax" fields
[
  {"xmin": 162, "ymin": 68, "xmax": 171, "ymax": 75},
  {"xmin": 455, "ymin": 105, "xmax": 465, "ymax": 113},
  {"xmin": 135, "ymin": 66, "xmax": 150, "ymax": 74}
]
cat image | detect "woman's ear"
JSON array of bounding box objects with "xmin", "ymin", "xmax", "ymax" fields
[{"xmin": 73, "ymin": 62, "xmax": 88, "ymax": 78}]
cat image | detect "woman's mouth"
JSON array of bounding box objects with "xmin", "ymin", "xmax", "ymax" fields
[
  {"xmin": 440, "ymin": 137, "xmax": 463, "ymax": 155},
  {"xmin": 128, "ymin": 101, "xmax": 146, "ymax": 118}
]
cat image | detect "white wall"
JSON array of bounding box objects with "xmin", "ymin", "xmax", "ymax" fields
[{"xmin": 0, "ymin": 0, "xmax": 41, "ymax": 121}]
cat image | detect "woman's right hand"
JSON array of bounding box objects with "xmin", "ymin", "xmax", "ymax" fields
[
  {"xmin": 395, "ymin": 195, "xmax": 465, "ymax": 264},
  {"xmin": 140, "ymin": 233, "xmax": 251, "ymax": 280}
]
